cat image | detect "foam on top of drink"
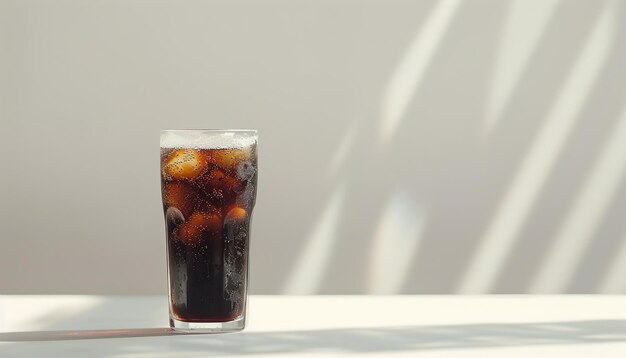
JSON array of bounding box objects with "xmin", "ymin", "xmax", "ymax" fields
[{"xmin": 160, "ymin": 130, "xmax": 257, "ymax": 149}]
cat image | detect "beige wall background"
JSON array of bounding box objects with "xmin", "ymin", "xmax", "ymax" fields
[{"xmin": 2, "ymin": 0, "xmax": 626, "ymax": 294}]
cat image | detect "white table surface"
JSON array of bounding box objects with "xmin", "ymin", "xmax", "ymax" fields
[{"xmin": 2, "ymin": 295, "xmax": 626, "ymax": 357}]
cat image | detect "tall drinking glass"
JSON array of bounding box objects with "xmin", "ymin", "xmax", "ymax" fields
[{"xmin": 160, "ymin": 130, "xmax": 257, "ymax": 332}]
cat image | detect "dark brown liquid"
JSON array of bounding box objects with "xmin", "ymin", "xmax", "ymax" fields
[{"xmin": 160, "ymin": 146, "xmax": 256, "ymax": 322}]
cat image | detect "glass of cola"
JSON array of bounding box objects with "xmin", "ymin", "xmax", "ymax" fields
[{"xmin": 160, "ymin": 129, "xmax": 257, "ymax": 332}]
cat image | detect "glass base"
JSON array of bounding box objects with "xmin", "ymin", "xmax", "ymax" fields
[{"xmin": 170, "ymin": 316, "xmax": 245, "ymax": 333}]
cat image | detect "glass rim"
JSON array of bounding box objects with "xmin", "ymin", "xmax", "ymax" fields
[{"xmin": 161, "ymin": 129, "xmax": 257, "ymax": 134}]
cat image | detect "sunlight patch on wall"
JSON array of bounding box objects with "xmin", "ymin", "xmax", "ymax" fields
[
  {"xmin": 532, "ymin": 103, "xmax": 626, "ymax": 293},
  {"xmin": 599, "ymin": 232, "xmax": 626, "ymax": 293},
  {"xmin": 368, "ymin": 192, "xmax": 427, "ymax": 294},
  {"xmin": 282, "ymin": 185, "xmax": 347, "ymax": 294},
  {"xmin": 379, "ymin": 0, "xmax": 461, "ymax": 144},
  {"xmin": 482, "ymin": 0, "xmax": 560, "ymax": 136},
  {"xmin": 326, "ymin": 122, "xmax": 358, "ymax": 178},
  {"xmin": 458, "ymin": 0, "xmax": 616, "ymax": 294}
]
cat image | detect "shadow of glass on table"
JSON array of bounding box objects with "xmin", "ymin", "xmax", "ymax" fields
[
  {"xmin": 2, "ymin": 320, "xmax": 626, "ymax": 353},
  {"xmin": 0, "ymin": 328, "xmax": 175, "ymax": 341}
]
